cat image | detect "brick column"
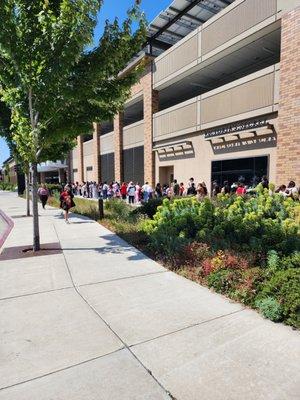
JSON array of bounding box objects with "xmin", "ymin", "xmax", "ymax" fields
[
  {"xmin": 143, "ymin": 64, "xmax": 159, "ymax": 187},
  {"xmin": 276, "ymin": 6, "xmax": 300, "ymax": 184},
  {"xmin": 93, "ymin": 123, "xmax": 101, "ymax": 182},
  {"xmin": 114, "ymin": 112, "xmax": 124, "ymax": 183},
  {"xmin": 77, "ymin": 135, "xmax": 84, "ymax": 182}
]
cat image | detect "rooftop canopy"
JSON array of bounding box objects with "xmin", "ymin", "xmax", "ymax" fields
[{"xmin": 146, "ymin": 0, "xmax": 234, "ymax": 55}]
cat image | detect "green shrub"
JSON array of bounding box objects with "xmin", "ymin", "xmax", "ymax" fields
[
  {"xmin": 141, "ymin": 192, "xmax": 299, "ymax": 256},
  {"xmin": 132, "ymin": 197, "xmax": 164, "ymax": 219},
  {"xmin": 72, "ymin": 198, "xmax": 100, "ymax": 220},
  {"xmin": 207, "ymin": 269, "xmax": 238, "ymax": 294},
  {"xmin": 0, "ymin": 182, "xmax": 16, "ymax": 191},
  {"xmin": 147, "ymin": 229, "xmax": 188, "ymax": 267},
  {"xmin": 255, "ymin": 297, "xmax": 283, "ymax": 322},
  {"xmin": 104, "ymin": 199, "xmax": 131, "ymax": 221},
  {"xmin": 46, "ymin": 183, "xmax": 63, "ymax": 194},
  {"xmin": 281, "ymin": 252, "xmax": 300, "ymax": 269},
  {"xmin": 267, "ymin": 250, "xmax": 280, "ymax": 271},
  {"xmin": 258, "ymin": 269, "xmax": 300, "ymax": 328}
]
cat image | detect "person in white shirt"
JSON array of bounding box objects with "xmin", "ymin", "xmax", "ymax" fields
[
  {"xmin": 142, "ymin": 182, "xmax": 150, "ymax": 202},
  {"xmin": 102, "ymin": 181, "xmax": 109, "ymax": 200},
  {"xmin": 127, "ymin": 182, "xmax": 136, "ymax": 204}
]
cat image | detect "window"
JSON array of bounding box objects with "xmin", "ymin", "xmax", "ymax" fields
[
  {"xmin": 101, "ymin": 153, "xmax": 115, "ymax": 183},
  {"xmin": 123, "ymin": 146, "xmax": 144, "ymax": 184},
  {"xmin": 211, "ymin": 156, "xmax": 268, "ymax": 187},
  {"xmin": 86, "ymin": 166, "xmax": 93, "ymax": 171}
]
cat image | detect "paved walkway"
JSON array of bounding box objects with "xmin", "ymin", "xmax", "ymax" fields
[{"xmin": 0, "ymin": 191, "xmax": 299, "ymax": 400}]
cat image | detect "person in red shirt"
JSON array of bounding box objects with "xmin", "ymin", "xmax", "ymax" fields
[
  {"xmin": 60, "ymin": 186, "xmax": 75, "ymax": 223},
  {"xmin": 236, "ymin": 182, "xmax": 247, "ymax": 196},
  {"xmin": 120, "ymin": 182, "xmax": 127, "ymax": 200}
]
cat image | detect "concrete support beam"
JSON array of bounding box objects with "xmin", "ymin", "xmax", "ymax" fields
[
  {"xmin": 93, "ymin": 123, "xmax": 101, "ymax": 182},
  {"xmin": 77, "ymin": 135, "xmax": 84, "ymax": 183},
  {"xmin": 277, "ymin": 6, "xmax": 300, "ymax": 184},
  {"xmin": 114, "ymin": 113, "xmax": 124, "ymax": 183}
]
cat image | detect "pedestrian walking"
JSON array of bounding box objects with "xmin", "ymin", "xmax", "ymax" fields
[
  {"xmin": 37, "ymin": 184, "xmax": 49, "ymax": 209},
  {"xmin": 60, "ymin": 186, "xmax": 75, "ymax": 223}
]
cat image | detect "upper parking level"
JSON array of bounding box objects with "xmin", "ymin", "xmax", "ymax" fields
[{"xmin": 152, "ymin": 0, "xmax": 298, "ymax": 89}]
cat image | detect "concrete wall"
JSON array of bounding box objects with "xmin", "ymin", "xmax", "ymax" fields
[
  {"xmin": 154, "ymin": 98, "xmax": 198, "ymax": 141},
  {"xmin": 82, "ymin": 140, "xmax": 94, "ymax": 181},
  {"xmin": 200, "ymin": 68, "xmax": 276, "ymax": 126},
  {"xmin": 153, "ymin": 65, "xmax": 279, "ymax": 142},
  {"xmin": 123, "ymin": 120, "xmax": 144, "ymax": 150},
  {"xmin": 71, "ymin": 148, "xmax": 79, "ymax": 183},
  {"xmin": 100, "ymin": 132, "xmax": 114, "ymax": 155},
  {"xmin": 155, "ymin": 124, "xmax": 278, "ymax": 194},
  {"xmin": 201, "ymin": 0, "xmax": 277, "ymax": 55}
]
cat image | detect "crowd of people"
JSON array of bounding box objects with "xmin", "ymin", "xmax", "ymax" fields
[
  {"xmin": 37, "ymin": 176, "xmax": 299, "ymax": 223},
  {"xmin": 65, "ymin": 176, "xmax": 299, "ymax": 203}
]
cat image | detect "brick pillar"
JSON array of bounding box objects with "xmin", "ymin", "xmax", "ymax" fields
[
  {"xmin": 77, "ymin": 135, "xmax": 84, "ymax": 182},
  {"xmin": 93, "ymin": 123, "xmax": 101, "ymax": 182},
  {"xmin": 143, "ymin": 64, "xmax": 159, "ymax": 187},
  {"xmin": 276, "ymin": 6, "xmax": 300, "ymax": 184},
  {"xmin": 114, "ymin": 112, "xmax": 124, "ymax": 183}
]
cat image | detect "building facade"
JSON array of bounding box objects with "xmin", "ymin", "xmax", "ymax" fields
[{"xmin": 70, "ymin": 0, "xmax": 300, "ymax": 193}]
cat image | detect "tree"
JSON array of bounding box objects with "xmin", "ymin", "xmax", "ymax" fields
[
  {"xmin": 0, "ymin": 101, "xmax": 31, "ymax": 215},
  {"xmin": 0, "ymin": 0, "xmax": 146, "ymax": 251}
]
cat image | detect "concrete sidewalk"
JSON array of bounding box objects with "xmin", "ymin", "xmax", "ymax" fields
[{"xmin": 0, "ymin": 191, "xmax": 299, "ymax": 400}]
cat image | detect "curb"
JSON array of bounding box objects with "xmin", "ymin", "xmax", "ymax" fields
[{"xmin": 0, "ymin": 209, "xmax": 14, "ymax": 250}]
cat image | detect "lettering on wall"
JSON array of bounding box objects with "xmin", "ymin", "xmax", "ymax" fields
[
  {"xmin": 211, "ymin": 133, "xmax": 277, "ymax": 155},
  {"xmin": 203, "ymin": 114, "xmax": 277, "ymax": 139}
]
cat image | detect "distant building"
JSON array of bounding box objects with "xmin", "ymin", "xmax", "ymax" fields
[
  {"xmin": 67, "ymin": 1, "xmax": 300, "ymax": 190},
  {"xmin": 1, "ymin": 157, "xmax": 17, "ymax": 185},
  {"xmin": 37, "ymin": 160, "xmax": 68, "ymax": 184}
]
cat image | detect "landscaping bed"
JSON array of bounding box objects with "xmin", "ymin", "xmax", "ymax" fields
[
  {"xmin": 46, "ymin": 189, "xmax": 300, "ymax": 329},
  {"xmin": 101, "ymin": 191, "xmax": 300, "ymax": 329}
]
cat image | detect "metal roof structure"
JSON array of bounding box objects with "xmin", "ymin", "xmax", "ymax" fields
[{"xmin": 146, "ymin": 0, "xmax": 234, "ymax": 55}]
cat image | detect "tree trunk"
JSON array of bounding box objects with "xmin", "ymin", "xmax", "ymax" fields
[
  {"xmin": 31, "ymin": 162, "xmax": 40, "ymax": 251},
  {"xmin": 25, "ymin": 172, "xmax": 30, "ymax": 216}
]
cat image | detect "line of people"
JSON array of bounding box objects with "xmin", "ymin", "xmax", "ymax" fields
[
  {"xmin": 39, "ymin": 176, "xmax": 299, "ymax": 212},
  {"xmin": 69, "ymin": 178, "xmax": 208, "ymax": 203}
]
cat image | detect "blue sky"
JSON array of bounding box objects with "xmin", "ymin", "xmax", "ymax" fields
[{"xmin": 0, "ymin": 0, "xmax": 170, "ymax": 166}]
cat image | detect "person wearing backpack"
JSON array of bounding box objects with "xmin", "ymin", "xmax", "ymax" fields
[{"xmin": 127, "ymin": 182, "xmax": 136, "ymax": 204}]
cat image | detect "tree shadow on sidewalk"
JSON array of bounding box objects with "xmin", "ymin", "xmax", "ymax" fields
[{"xmin": 61, "ymin": 233, "xmax": 150, "ymax": 262}]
